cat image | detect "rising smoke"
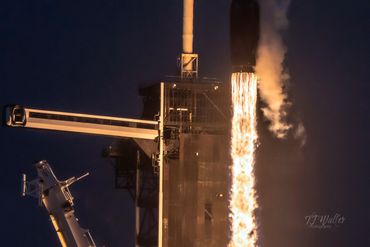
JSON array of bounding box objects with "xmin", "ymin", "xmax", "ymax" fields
[{"xmin": 255, "ymin": 0, "xmax": 292, "ymax": 138}]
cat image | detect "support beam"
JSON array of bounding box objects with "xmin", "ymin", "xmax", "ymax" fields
[
  {"xmin": 3, "ymin": 105, "xmax": 158, "ymax": 140},
  {"xmin": 157, "ymin": 82, "xmax": 165, "ymax": 247}
]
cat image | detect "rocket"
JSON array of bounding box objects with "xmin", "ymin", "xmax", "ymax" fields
[{"xmin": 230, "ymin": 0, "xmax": 260, "ymax": 73}]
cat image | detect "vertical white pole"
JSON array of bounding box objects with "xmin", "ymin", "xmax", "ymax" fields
[
  {"xmin": 135, "ymin": 151, "xmax": 140, "ymax": 247},
  {"xmin": 182, "ymin": 0, "xmax": 195, "ymax": 73},
  {"xmin": 158, "ymin": 82, "xmax": 165, "ymax": 247},
  {"xmin": 183, "ymin": 0, "xmax": 194, "ymax": 54},
  {"xmin": 22, "ymin": 173, "xmax": 27, "ymax": 196}
]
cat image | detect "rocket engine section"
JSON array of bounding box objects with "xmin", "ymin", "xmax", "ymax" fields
[{"xmin": 230, "ymin": 0, "xmax": 260, "ymax": 73}]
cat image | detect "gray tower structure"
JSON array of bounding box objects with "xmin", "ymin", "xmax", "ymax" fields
[{"xmin": 160, "ymin": 80, "xmax": 229, "ymax": 247}]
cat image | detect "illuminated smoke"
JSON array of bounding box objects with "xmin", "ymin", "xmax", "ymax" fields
[
  {"xmin": 294, "ymin": 121, "xmax": 307, "ymax": 147},
  {"xmin": 229, "ymin": 72, "xmax": 258, "ymax": 247},
  {"xmin": 255, "ymin": 0, "xmax": 292, "ymax": 138}
]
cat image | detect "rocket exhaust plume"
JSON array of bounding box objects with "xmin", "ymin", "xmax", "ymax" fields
[
  {"xmin": 255, "ymin": 0, "xmax": 292, "ymax": 138},
  {"xmin": 229, "ymin": 72, "xmax": 259, "ymax": 247},
  {"xmin": 229, "ymin": 1, "xmax": 260, "ymax": 246}
]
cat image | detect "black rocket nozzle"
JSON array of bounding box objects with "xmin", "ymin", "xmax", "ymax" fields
[{"xmin": 230, "ymin": 0, "xmax": 260, "ymax": 73}]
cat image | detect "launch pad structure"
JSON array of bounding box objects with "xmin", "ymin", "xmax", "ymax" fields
[
  {"xmin": 102, "ymin": 0, "xmax": 230, "ymax": 244},
  {"xmin": 5, "ymin": 79, "xmax": 230, "ymax": 247},
  {"xmin": 0, "ymin": 0, "xmax": 250, "ymax": 246},
  {"xmin": 103, "ymin": 79, "xmax": 230, "ymax": 246},
  {"xmin": 159, "ymin": 81, "xmax": 229, "ymax": 247}
]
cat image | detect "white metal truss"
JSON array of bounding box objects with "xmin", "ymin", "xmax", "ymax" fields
[{"xmin": 4, "ymin": 105, "xmax": 158, "ymax": 140}]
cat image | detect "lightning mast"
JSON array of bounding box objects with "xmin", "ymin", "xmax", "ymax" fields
[{"xmin": 180, "ymin": 0, "xmax": 198, "ymax": 79}]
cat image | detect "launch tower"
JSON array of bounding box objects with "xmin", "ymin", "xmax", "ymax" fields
[
  {"xmin": 104, "ymin": 1, "xmax": 230, "ymax": 246},
  {"xmin": 2, "ymin": 0, "xmax": 241, "ymax": 246}
]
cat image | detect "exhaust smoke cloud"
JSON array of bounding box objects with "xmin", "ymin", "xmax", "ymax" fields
[{"xmin": 255, "ymin": 0, "xmax": 292, "ymax": 138}]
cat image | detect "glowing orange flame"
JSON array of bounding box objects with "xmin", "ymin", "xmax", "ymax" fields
[{"xmin": 229, "ymin": 72, "xmax": 258, "ymax": 247}]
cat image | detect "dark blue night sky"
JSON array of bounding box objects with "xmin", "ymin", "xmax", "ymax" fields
[{"xmin": 1, "ymin": 0, "xmax": 369, "ymax": 246}]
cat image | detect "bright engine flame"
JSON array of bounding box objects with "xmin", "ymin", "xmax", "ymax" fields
[{"xmin": 229, "ymin": 72, "xmax": 258, "ymax": 247}]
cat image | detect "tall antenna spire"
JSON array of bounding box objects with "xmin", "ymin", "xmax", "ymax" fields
[{"xmin": 180, "ymin": 0, "xmax": 198, "ymax": 79}]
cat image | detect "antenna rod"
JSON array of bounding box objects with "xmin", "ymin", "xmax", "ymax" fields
[
  {"xmin": 22, "ymin": 173, "xmax": 27, "ymax": 197},
  {"xmin": 75, "ymin": 172, "xmax": 90, "ymax": 182}
]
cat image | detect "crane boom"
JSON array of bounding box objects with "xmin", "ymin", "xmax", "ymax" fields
[
  {"xmin": 23, "ymin": 160, "xmax": 97, "ymax": 247},
  {"xmin": 3, "ymin": 105, "xmax": 158, "ymax": 140}
]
